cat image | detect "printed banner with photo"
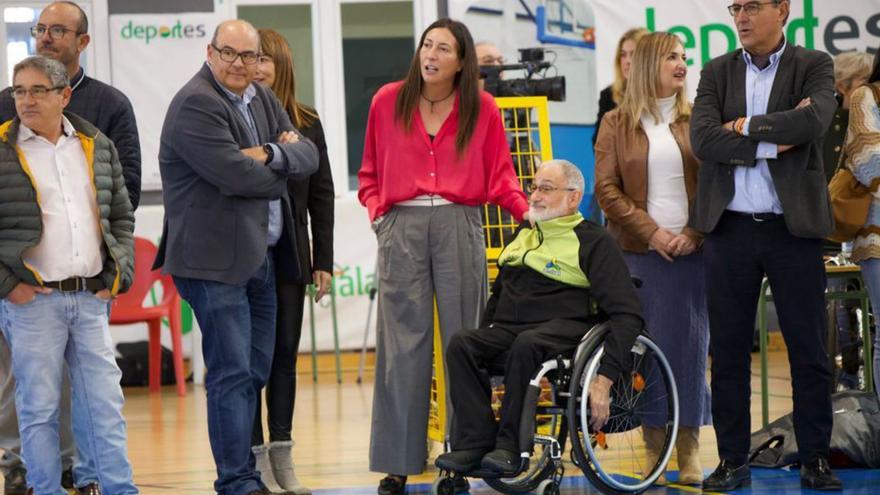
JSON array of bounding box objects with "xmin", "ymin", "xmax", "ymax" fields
[{"xmin": 449, "ymin": 0, "xmax": 598, "ymax": 125}]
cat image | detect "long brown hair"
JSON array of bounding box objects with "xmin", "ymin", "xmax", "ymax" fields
[
  {"xmin": 394, "ymin": 18, "xmax": 480, "ymax": 155},
  {"xmin": 611, "ymin": 27, "xmax": 649, "ymax": 105},
  {"xmin": 619, "ymin": 31, "xmax": 690, "ymax": 130},
  {"xmin": 258, "ymin": 28, "xmax": 317, "ymax": 128}
]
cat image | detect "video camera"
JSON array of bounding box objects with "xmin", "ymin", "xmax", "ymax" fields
[{"xmin": 480, "ymin": 47, "xmax": 565, "ymax": 102}]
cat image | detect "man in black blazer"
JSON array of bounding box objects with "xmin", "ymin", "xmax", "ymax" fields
[
  {"xmin": 155, "ymin": 19, "xmax": 317, "ymax": 495},
  {"xmin": 690, "ymin": 0, "xmax": 841, "ymax": 491}
]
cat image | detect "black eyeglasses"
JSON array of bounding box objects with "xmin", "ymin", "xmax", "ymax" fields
[
  {"xmin": 727, "ymin": 1, "xmax": 779, "ymax": 17},
  {"xmin": 527, "ymin": 182, "xmax": 576, "ymax": 194},
  {"xmin": 11, "ymin": 85, "xmax": 65, "ymax": 99},
  {"xmin": 211, "ymin": 44, "xmax": 260, "ymax": 65},
  {"xmin": 30, "ymin": 24, "xmax": 83, "ymax": 40}
]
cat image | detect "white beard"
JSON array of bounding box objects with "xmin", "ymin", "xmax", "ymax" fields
[{"xmin": 528, "ymin": 204, "xmax": 567, "ymax": 223}]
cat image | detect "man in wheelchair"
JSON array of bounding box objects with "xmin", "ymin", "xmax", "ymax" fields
[{"xmin": 436, "ymin": 159, "xmax": 644, "ymax": 476}]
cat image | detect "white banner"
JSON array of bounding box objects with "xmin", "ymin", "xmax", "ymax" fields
[
  {"xmin": 109, "ymin": 13, "xmax": 221, "ymax": 190},
  {"xmin": 592, "ymin": 0, "xmax": 880, "ymax": 102}
]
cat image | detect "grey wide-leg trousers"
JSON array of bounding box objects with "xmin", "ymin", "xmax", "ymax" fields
[{"xmin": 369, "ymin": 204, "xmax": 488, "ymax": 475}]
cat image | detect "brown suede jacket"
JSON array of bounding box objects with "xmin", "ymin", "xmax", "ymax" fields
[{"xmin": 594, "ymin": 107, "xmax": 702, "ymax": 253}]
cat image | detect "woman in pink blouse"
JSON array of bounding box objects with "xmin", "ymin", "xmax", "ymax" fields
[{"xmin": 358, "ymin": 17, "xmax": 528, "ymax": 495}]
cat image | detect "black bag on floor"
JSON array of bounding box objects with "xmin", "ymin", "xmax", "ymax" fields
[
  {"xmin": 115, "ymin": 341, "xmax": 176, "ymax": 387},
  {"xmin": 749, "ymin": 390, "xmax": 880, "ymax": 468}
]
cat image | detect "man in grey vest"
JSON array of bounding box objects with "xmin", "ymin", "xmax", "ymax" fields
[{"xmin": 154, "ymin": 20, "xmax": 317, "ymax": 495}]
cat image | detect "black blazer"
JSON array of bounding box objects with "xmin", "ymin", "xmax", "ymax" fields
[
  {"xmin": 689, "ymin": 44, "xmax": 836, "ymax": 239},
  {"xmin": 592, "ymin": 85, "xmax": 616, "ymax": 148},
  {"xmin": 276, "ymin": 110, "xmax": 335, "ymax": 285},
  {"xmin": 154, "ymin": 64, "xmax": 318, "ymax": 284}
]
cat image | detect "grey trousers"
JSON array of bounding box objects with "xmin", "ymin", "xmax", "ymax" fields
[
  {"xmin": 0, "ymin": 331, "xmax": 75, "ymax": 474},
  {"xmin": 369, "ymin": 205, "xmax": 488, "ymax": 475}
]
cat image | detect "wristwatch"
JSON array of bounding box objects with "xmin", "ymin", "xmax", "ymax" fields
[{"xmin": 263, "ymin": 143, "xmax": 274, "ymax": 164}]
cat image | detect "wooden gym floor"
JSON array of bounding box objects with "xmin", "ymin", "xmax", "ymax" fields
[{"xmin": 1, "ymin": 349, "xmax": 879, "ymax": 494}]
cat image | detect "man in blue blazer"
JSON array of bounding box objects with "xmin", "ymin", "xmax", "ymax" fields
[
  {"xmin": 154, "ymin": 19, "xmax": 317, "ymax": 495},
  {"xmin": 690, "ymin": 0, "xmax": 840, "ymax": 491}
]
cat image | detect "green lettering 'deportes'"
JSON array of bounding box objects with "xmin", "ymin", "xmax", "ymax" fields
[
  {"xmin": 645, "ymin": 0, "xmax": 818, "ymax": 65},
  {"xmin": 120, "ymin": 20, "xmax": 207, "ymax": 44}
]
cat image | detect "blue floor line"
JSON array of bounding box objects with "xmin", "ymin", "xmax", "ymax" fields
[{"xmin": 313, "ymin": 468, "xmax": 880, "ymax": 494}]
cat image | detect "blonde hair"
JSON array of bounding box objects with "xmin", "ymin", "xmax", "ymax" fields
[
  {"xmin": 611, "ymin": 27, "xmax": 649, "ymax": 104},
  {"xmin": 833, "ymin": 51, "xmax": 872, "ymax": 88},
  {"xmin": 619, "ymin": 31, "xmax": 690, "ymax": 130}
]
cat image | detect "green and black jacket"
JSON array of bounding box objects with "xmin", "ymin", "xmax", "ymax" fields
[{"xmin": 487, "ymin": 213, "xmax": 644, "ymax": 381}]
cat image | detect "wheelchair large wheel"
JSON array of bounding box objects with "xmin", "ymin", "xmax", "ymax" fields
[
  {"xmin": 484, "ymin": 411, "xmax": 565, "ymax": 493},
  {"xmin": 567, "ymin": 332, "xmax": 679, "ymax": 494}
]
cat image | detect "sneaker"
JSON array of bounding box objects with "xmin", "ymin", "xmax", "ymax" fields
[
  {"xmin": 435, "ymin": 448, "xmax": 491, "ymax": 473},
  {"xmin": 377, "ymin": 475, "xmax": 406, "ymax": 495},
  {"xmin": 480, "ymin": 448, "xmax": 520, "ymax": 476},
  {"xmin": 77, "ymin": 483, "xmax": 101, "ymax": 495},
  {"xmin": 4, "ymin": 466, "xmax": 27, "ymax": 495}
]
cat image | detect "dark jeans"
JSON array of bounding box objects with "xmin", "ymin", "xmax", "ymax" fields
[
  {"xmin": 704, "ymin": 212, "xmax": 832, "ymax": 465},
  {"xmin": 446, "ymin": 319, "xmax": 587, "ymax": 453},
  {"xmin": 173, "ymin": 254, "xmax": 277, "ymax": 495},
  {"xmin": 252, "ymin": 281, "xmax": 306, "ymax": 445}
]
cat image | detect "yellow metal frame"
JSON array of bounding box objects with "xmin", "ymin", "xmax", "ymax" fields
[{"xmin": 428, "ymin": 96, "xmax": 554, "ymax": 443}]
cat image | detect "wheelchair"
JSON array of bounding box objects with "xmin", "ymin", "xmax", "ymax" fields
[{"xmin": 432, "ymin": 322, "xmax": 680, "ymax": 495}]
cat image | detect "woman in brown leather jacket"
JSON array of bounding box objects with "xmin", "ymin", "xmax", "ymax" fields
[{"xmin": 594, "ymin": 31, "xmax": 710, "ymax": 486}]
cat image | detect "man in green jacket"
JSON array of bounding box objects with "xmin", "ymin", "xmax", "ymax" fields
[
  {"xmin": 0, "ymin": 56, "xmax": 136, "ymax": 494},
  {"xmin": 436, "ymin": 160, "xmax": 644, "ymax": 475}
]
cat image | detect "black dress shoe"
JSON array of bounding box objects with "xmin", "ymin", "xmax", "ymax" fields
[
  {"xmin": 377, "ymin": 475, "xmax": 406, "ymax": 495},
  {"xmin": 453, "ymin": 474, "xmax": 470, "ymax": 493},
  {"xmin": 703, "ymin": 460, "xmax": 751, "ymax": 491},
  {"xmin": 61, "ymin": 468, "xmax": 75, "ymax": 489},
  {"xmin": 3, "ymin": 466, "xmax": 27, "ymax": 495},
  {"xmin": 480, "ymin": 448, "xmax": 520, "ymax": 476},
  {"xmin": 435, "ymin": 448, "xmax": 491, "ymax": 472},
  {"xmin": 801, "ymin": 457, "xmax": 843, "ymax": 491}
]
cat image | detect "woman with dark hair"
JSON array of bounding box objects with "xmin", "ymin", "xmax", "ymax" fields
[
  {"xmin": 844, "ymin": 49, "xmax": 880, "ymax": 401},
  {"xmin": 357, "ymin": 17, "xmax": 528, "ymax": 495},
  {"xmin": 595, "ymin": 31, "xmax": 710, "ymax": 485},
  {"xmin": 250, "ymin": 28, "xmax": 335, "ymax": 495}
]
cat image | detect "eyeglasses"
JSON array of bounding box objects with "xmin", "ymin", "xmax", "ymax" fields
[
  {"xmin": 527, "ymin": 182, "xmax": 576, "ymax": 194},
  {"xmin": 11, "ymin": 85, "xmax": 65, "ymax": 100},
  {"xmin": 727, "ymin": 1, "xmax": 779, "ymax": 17},
  {"xmin": 211, "ymin": 44, "xmax": 260, "ymax": 65},
  {"xmin": 30, "ymin": 24, "xmax": 83, "ymax": 40}
]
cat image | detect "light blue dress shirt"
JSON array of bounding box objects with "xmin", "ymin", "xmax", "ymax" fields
[
  {"xmin": 212, "ymin": 65, "xmax": 283, "ymax": 247},
  {"xmin": 727, "ymin": 42, "xmax": 787, "ymax": 214}
]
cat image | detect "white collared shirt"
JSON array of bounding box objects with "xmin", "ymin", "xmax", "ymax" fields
[{"xmin": 19, "ymin": 116, "xmax": 104, "ymax": 281}]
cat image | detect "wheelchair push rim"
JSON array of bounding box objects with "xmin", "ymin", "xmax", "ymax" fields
[{"xmin": 570, "ymin": 333, "xmax": 680, "ymax": 493}]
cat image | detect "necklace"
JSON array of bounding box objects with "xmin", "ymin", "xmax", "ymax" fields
[{"xmin": 421, "ymin": 88, "xmax": 455, "ymax": 113}]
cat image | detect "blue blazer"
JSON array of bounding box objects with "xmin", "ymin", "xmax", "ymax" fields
[{"xmin": 154, "ymin": 64, "xmax": 318, "ymax": 284}]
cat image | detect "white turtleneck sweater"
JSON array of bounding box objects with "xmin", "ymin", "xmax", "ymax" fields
[{"xmin": 641, "ymin": 95, "xmax": 688, "ymax": 235}]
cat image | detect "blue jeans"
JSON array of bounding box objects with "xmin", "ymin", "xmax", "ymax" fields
[
  {"xmin": 173, "ymin": 254, "xmax": 276, "ymax": 495},
  {"xmin": 0, "ymin": 291, "xmax": 137, "ymax": 495},
  {"xmin": 857, "ymin": 258, "xmax": 880, "ymax": 401}
]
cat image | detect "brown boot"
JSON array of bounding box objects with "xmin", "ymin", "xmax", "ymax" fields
[
  {"xmin": 642, "ymin": 425, "xmax": 668, "ymax": 484},
  {"xmin": 675, "ymin": 426, "xmax": 703, "ymax": 485}
]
